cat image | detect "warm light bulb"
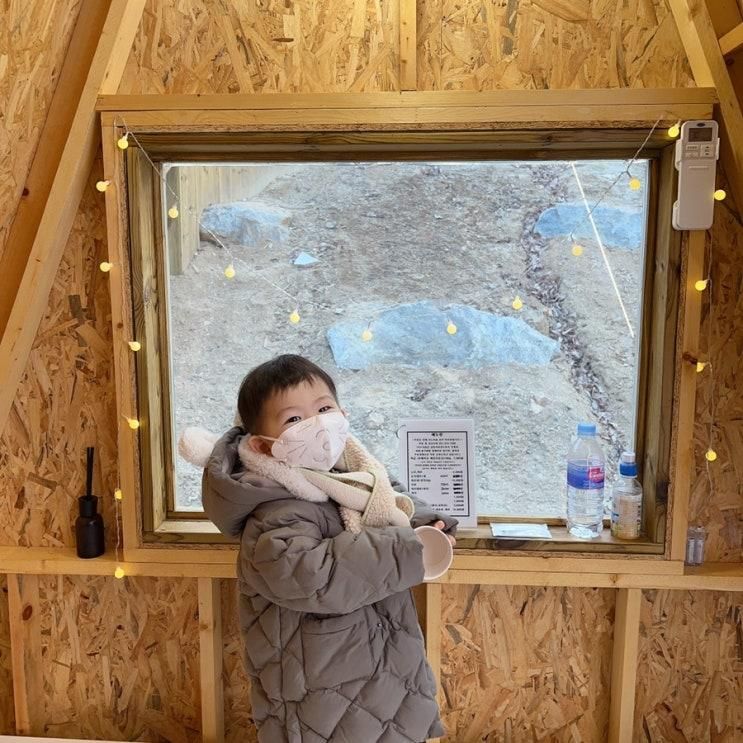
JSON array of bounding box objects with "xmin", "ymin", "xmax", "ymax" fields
[
  {"xmin": 99, "ymin": 261, "xmax": 112, "ymax": 273},
  {"xmin": 571, "ymin": 244, "xmax": 584, "ymax": 257},
  {"xmin": 224, "ymin": 264, "xmax": 235, "ymax": 279},
  {"xmin": 446, "ymin": 321, "xmax": 458, "ymax": 335},
  {"xmin": 114, "ymin": 488, "xmax": 123, "ymax": 501},
  {"xmin": 117, "ymin": 135, "xmax": 129, "ymax": 150},
  {"xmin": 167, "ymin": 206, "xmax": 179, "ymax": 219},
  {"xmin": 289, "ymin": 310, "xmax": 301, "ymax": 324},
  {"xmin": 361, "ymin": 328, "xmax": 373, "ymax": 342},
  {"xmin": 714, "ymin": 189, "xmax": 726, "ymax": 201},
  {"xmin": 512, "ymin": 296, "xmax": 523, "ymax": 311},
  {"xmin": 629, "ymin": 177, "xmax": 641, "ymax": 191},
  {"xmin": 126, "ymin": 417, "xmax": 140, "ymax": 430},
  {"xmin": 705, "ymin": 449, "xmax": 717, "ymax": 462},
  {"xmin": 114, "ymin": 566, "xmax": 126, "ymax": 579},
  {"xmin": 96, "ymin": 180, "xmax": 110, "ymax": 192},
  {"xmin": 668, "ymin": 123, "xmax": 680, "ymax": 138},
  {"xmin": 128, "ymin": 341, "xmax": 141, "ymax": 352},
  {"xmin": 696, "ymin": 361, "xmax": 707, "ymax": 373},
  {"xmin": 695, "ymin": 279, "xmax": 709, "ymax": 292}
]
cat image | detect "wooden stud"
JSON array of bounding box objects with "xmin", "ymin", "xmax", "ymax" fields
[
  {"xmin": 6, "ymin": 575, "xmax": 42, "ymax": 736},
  {"xmin": 0, "ymin": 0, "xmax": 147, "ymax": 433},
  {"xmin": 608, "ymin": 588, "xmax": 642, "ymax": 742},
  {"xmin": 399, "ymin": 0, "xmax": 417, "ymax": 90},
  {"xmin": 425, "ymin": 582, "xmax": 442, "ymax": 743},
  {"xmin": 719, "ymin": 21, "xmax": 743, "ymax": 57},
  {"xmin": 198, "ymin": 578, "xmax": 225, "ymax": 743}
]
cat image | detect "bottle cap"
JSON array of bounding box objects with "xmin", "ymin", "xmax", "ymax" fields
[
  {"xmin": 619, "ymin": 451, "xmax": 638, "ymax": 476},
  {"xmin": 78, "ymin": 495, "xmax": 99, "ymax": 518},
  {"xmin": 577, "ymin": 423, "xmax": 596, "ymax": 437}
]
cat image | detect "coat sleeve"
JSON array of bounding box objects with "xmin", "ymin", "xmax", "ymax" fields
[
  {"xmin": 240, "ymin": 509, "xmax": 426, "ymax": 615},
  {"xmin": 391, "ymin": 479, "xmax": 459, "ymax": 534}
]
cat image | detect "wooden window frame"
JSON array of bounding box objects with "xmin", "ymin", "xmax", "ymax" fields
[{"xmin": 98, "ymin": 90, "xmax": 712, "ymax": 568}]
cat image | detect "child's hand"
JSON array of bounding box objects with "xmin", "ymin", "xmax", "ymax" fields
[{"xmin": 433, "ymin": 520, "xmax": 456, "ymax": 546}]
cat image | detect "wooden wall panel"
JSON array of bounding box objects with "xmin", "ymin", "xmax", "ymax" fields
[
  {"xmin": 689, "ymin": 171, "xmax": 743, "ymax": 562},
  {"xmin": 417, "ymin": 0, "xmax": 695, "ymax": 90},
  {"xmin": 37, "ymin": 575, "xmax": 201, "ymax": 741},
  {"xmin": 117, "ymin": 0, "xmax": 400, "ymax": 95},
  {"xmin": 439, "ymin": 585, "xmax": 614, "ymax": 741},
  {"xmin": 635, "ymin": 589, "xmax": 743, "ymax": 741},
  {"xmin": 0, "ymin": 0, "xmax": 83, "ymax": 264},
  {"xmin": 0, "ymin": 162, "xmax": 117, "ymax": 549},
  {"xmin": 0, "ymin": 575, "xmax": 14, "ymax": 734}
]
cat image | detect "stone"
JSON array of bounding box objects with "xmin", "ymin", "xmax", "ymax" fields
[
  {"xmin": 200, "ymin": 201, "xmax": 292, "ymax": 246},
  {"xmin": 327, "ymin": 300, "xmax": 559, "ymax": 370},
  {"xmin": 534, "ymin": 202, "xmax": 644, "ymax": 250},
  {"xmin": 294, "ymin": 251, "xmax": 319, "ymax": 266}
]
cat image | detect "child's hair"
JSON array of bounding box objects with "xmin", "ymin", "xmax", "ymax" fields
[{"xmin": 237, "ymin": 354, "xmax": 338, "ymax": 433}]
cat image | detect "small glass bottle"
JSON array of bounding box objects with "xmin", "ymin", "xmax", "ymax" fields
[
  {"xmin": 76, "ymin": 495, "xmax": 105, "ymax": 558},
  {"xmin": 693, "ymin": 525, "xmax": 705, "ymax": 566}
]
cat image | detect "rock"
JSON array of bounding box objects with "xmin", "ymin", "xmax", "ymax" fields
[
  {"xmin": 534, "ymin": 202, "xmax": 643, "ymax": 250},
  {"xmin": 325, "ymin": 221, "xmax": 337, "ymax": 229},
  {"xmin": 200, "ymin": 201, "xmax": 292, "ymax": 246},
  {"xmin": 293, "ymin": 252, "xmax": 319, "ymax": 267},
  {"xmin": 327, "ymin": 300, "xmax": 559, "ymax": 370}
]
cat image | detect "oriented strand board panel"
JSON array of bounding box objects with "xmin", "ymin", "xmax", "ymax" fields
[
  {"xmin": 0, "ymin": 0, "xmax": 83, "ymax": 263},
  {"xmin": 440, "ymin": 585, "xmax": 614, "ymax": 740},
  {"xmin": 222, "ymin": 580, "xmax": 258, "ymax": 743},
  {"xmin": 635, "ymin": 589, "xmax": 743, "ymax": 741},
  {"xmin": 417, "ymin": 0, "xmax": 695, "ymax": 90},
  {"xmin": 38, "ymin": 575, "xmax": 201, "ymax": 741},
  {"xmin": 118, "ymin": 0, "xmax": 400, "ymax": 94},
  {"xmin": 688, "ymin": 174, "xmax": 743, "ymax": 562},
  {"xmin": 0, "ymin": 162, "xmax": 117, "ymax": 548},
  {"xmin": 0, "ymin": 575, "xmax": 14, "ymax": 734}
]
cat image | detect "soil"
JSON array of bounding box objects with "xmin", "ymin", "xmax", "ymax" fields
[{"xmin": 168, "ymin": 160, "xmax": 646, "ymax": 516}]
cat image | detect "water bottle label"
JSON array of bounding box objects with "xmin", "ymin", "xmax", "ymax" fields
[{"xmin": 567, "ymin": 462, "xmax": 605, "ymax": 489}]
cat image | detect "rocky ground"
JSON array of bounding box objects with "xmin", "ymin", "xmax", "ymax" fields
[{"xmin": 169, "ymin": 159, "xmax": 647, "ymax": 515}]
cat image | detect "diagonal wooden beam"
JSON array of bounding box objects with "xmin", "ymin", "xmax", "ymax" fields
[
  {"xmin": 0, "ymin": 0, "xmax": 146, "ymax": 433},
  {"xmin": 719, "ymin": 21, "xmax": 743, "ymax": 56},
  {"xmin": 668, "ymin": 0, "xmax": 743, "ymax": 214}
]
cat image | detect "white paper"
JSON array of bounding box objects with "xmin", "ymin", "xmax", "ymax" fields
[
  {"xmin": 490, "ymin": 523, "xmax": 552, "ymax": 540},
  {"xmin": 399, "ymin": 418, "xmax": 477, "ymax": 529}
]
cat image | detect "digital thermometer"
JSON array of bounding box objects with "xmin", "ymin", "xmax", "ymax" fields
[{"xmin": 672, "ymin": 120, "xmax": 719, "ymax": 231}]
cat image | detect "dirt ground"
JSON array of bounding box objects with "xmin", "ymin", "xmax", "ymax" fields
[{"xmin": 168, "ymin": 159, "xmax": 646, "ymax": 515}]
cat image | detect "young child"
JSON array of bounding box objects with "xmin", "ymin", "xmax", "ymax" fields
[{"xmin": 201, "ymin": 354, "xmax": 457, "ymax": 742}]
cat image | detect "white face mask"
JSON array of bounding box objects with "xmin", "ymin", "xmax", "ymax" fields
[{"xmin": 263, "ymin": 411, "xmax": 349, "ymax": 471}]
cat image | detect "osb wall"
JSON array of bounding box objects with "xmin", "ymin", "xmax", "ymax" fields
[
  {"xmin": 0, "ymin": 0, "xmax": 82, "ymax": 263},
  {"xmin": 0, "ymin": 0, "xmax": 741, "ymax": 740}
]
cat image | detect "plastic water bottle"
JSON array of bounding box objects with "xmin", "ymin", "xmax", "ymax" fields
[
  {"xmin": 566, "ymin": 423, "xmax": 605, "ymax": 538},
  {"xmin": 610, "ymin": 451, "xmax": 642, "ymax": 539}
]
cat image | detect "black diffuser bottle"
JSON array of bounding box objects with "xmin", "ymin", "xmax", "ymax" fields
[{"xmin": 76, "ymin": 447, "xmax": 105, "ymax": 558}]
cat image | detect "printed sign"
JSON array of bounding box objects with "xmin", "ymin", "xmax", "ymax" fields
[{"xmin": 398, "ymin": 418, "xmax": 477, "ymax": 529}]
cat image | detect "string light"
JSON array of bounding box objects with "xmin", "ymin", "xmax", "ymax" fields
[
  {"xmin": 224, "ymin": 264, "xmax": 236, "ymax": 279},
  {"xmin": 289, "ymin": 309, "xmax": 301, "ymax": 324},
  {"xmin": 96, "ymin": 180, "xmax": 110, "ymax": 192},
  {"xmin": 714, "ymin": 189, "xmax": 726, "ymax": 201},
  {"xmin": 114, "ymin": 566, "xmax": 126, "ymax": 579},
  {"xmin": 696, "ymin": 361, "xmax": 707, "ymax": 373},
  {"xmin": 668, "ymin": 122, "xmax": 681, "ymax": 138},
  {"xmin": 125, "ymin": 417, "xmax": 140, "ymax": 430},
  {"xmin": 114, "ymin": 488, "xmax": 123, "ymax": 501},
  {"xmin": 167, "ymin": 205, "xmax": 179, "ymax": 219},
  {"xmin": 695, "ymin": 279, "xmax": 709, "ymax": 292},
  {"xmin": 512, "ymin": 296, "xmax": 523, "ymax": 311},
  {"xmin": 128, "ymin": 341, "xmax": 141, "ymax": 352},
  {"xmin": 446, "ymin": 320, "xmax": 458, "ymax": 335},
  {"xmin": 571, "ymin": 244, "xmax": 584, "ymax": 257},
  {"xmin": 99, "ymin": 261, "xmax": 113, "ymax": 273},
  {"xmin": 705, "ymin": 449, "xmax": 717, "ymax": 462},
  {"xmin": 117, "ymin": 134, "xmax": 129, "ymax": 150},
  {"xmin": 361, "ymin": 327, "xmax": 373, "ymax": 342},
  {"xmin": 628, "ymin": 177, "xmax": 642, "ymax": 191}
]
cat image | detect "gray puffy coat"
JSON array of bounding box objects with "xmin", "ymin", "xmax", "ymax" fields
[{"xmin": 202, "ymin": 427, "xmax": 457, "ymax": 742}]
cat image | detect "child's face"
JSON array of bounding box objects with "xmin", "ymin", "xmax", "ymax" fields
[{"xmin": 248, "ymin": 378, "xmax": 344, "ymax": 456}]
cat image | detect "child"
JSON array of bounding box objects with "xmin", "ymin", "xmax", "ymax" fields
[{"xmin": 200, "ymin": 354, "xmax": 457, "ymax": 742}]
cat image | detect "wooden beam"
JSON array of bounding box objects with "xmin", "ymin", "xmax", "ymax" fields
[
  {"xmin": 399, "ymin": 0, "xmax": 417, "ymax": 90},
  {"xmin": 668, "ymin": 0, "xmax": 743, "ymax": 212},
  {"xmin": 425, "ymin": 583, "xmax": 443, "ymax": 743},
  {"xmin": 7, "ymin": 575, "xmax": 43, "ymax": 736},
  {"xmin": 0, "ymin": 0, "xmax": 147, "ymax": 433},
  {"xmin": 719, "ymin": 21, "xmax": 743, "ymax": 55},
  {"xmin": 608, "ymin": 588, "xmax": 642, "ymax": 743},
  {"xmin": 198, "ymin": 578, "xmax": 225, "ymax": 743}
]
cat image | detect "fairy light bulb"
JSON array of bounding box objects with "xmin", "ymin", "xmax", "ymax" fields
[
  {"xmin": 695, "ymin": 279, "xmax": 709, "ymax": 292},
  {"xmin": 128, "ymin": 341, "xmax": 141, "ymax": 352},
  {"xmin": 696, "ymin": 361, "xmax": 707, "ymax": 373},
  {"xmin": 114, "ymin": 566, "xmax": 126, "ymax": 579},
  {"xmin": 167, "ymin": 205, "xmax": 179, "ymax": 219},
  {"xmin": 512, "ymin": 295, "xmax": 523, "ymax": 311},
  {"xmin": 571, "ymin": 244, "xmax": 584, "ymax": 257},
  {"xmin": 114, "ymin": 488, "xmax": 123, "ymax": 501},
  {"xmin": 714, "ymin": 189, "xmax": 726, "ymax": 201},
  {"xmin": 705, "ymin": 449, "xmax": 717, "ymax": 462},
  {"xmin": 629, "ymin": 177, "xmax": 641, "ymax": 191},
  {"xmin": 126, "ymin": 417, "xmax": 140, "ymax": 430},
  {"xmin": 446, "ymin": 320, "xmax": 458, "ymax": 335},
  {"xmin": 361, "ymin": 328, "xmax": 373, "ymax": 342},
  {"xmin": 99, "ymin": 261, "xmax": 113, "ymax": 273},
  {"xmin": 117, "ymin": 134, "xmax": 129, "ymax": 150},
  {"xmin": 224, "ymin": 264, "xmax": 235, "ymax": 279},
  {"xmin": 96, "ymin": 180, "xmax": 110, "ymax": 192},
  {"xmin": 668, "ymin": 122, "xmax": 680, "ymax": 138},
  {"xmin": 289, "ymin": 309, "xmax": 301, "ymax": 324}
]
